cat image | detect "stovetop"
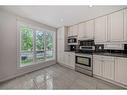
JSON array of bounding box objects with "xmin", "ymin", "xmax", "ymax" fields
[{"xmin": 75, "ymin": 49, "xmax": 94, "ymax": 54}]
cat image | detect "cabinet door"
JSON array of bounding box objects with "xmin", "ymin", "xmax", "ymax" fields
[
  {"xmin": 103, "ymin": 57, "xmax": 115, "ymax": 80},
  {"xmin": 68, "ymin": 27, "xmax": 71, "ymax": 37},
  {"xmin": 108, "ymin": 10, "xmax": 124, "ymax": 42},
  {"xmin": 64, "ymin": 52, "xmax": 68, "ymax": 65},
  {"xmin": 69, "ymin": 53, "xmax": 75, "ymax": 69},
  {"xmin": 95, "ymin": 16, "xmax": 107, "ymax": 43},
  {"xmin": 73, "ymin": 25, "xmax": 78, "ymax": 36},
  {"xmin": 78, "ymin": 22, "xmax": 86, "ymax": 38},
  {"xmin": 68, "ymin": 26, "xmax": 73, "ymax": 37},
  {"xmin": 124, "ymin": 9, "xmax": 127, "ymax": 41},
  {"xmin": 115, "ymin": 57, "xmax": 127, "ymax": 85},
  {"xmin": 93, "ymin": 56, "xmax": 102, "ymax": 76},
  {"xmin": 85, "ymin": 20, "xmax": 94, "ymax": 39}
]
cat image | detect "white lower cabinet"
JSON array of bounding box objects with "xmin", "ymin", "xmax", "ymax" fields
[
  {"xmin": 93, "ymin": 55, "xmax": 103, "ymax": 76},
  {"xmin": 115, "ymin": 57, "xmax": 127, "ymax": 85},
  {"xmin": 102, "ymin": 56, "xmax": 115, "ymax": 80},
  {"xmin": 69, "ymin": 52, "xmax": 75, "ymax": 69},
  {"xmin": 93, "ymin": 55, "xmax": 127, "ymax": 87},
  {"xmin": 64, "ymin": 52, "xmax": 75, "ymax": 69},
  {"xmin": 93, "ymin": 55, "xmax": 115, "ymax": 80},
  {"xmin": 64, "ymin": 52, "xmax": 69, "ymax": 66}
]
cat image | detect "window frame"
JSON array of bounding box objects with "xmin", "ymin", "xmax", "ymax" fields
[{"xmin": 17, "ymin": 21, "xmax": 56, "ymax": 68}]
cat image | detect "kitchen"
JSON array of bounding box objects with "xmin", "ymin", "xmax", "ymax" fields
[
  {"xmin": 57, "ymin": 7, "xmax": 127, "ymax": 88},
  {"xmin": 0, "ymin": 6, "xmax": 127, "ymax": 89}
]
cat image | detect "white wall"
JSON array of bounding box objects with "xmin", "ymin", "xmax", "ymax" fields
[{"xmin": 0, "ymin": 9, "xmax": 57, "ymax": 82}]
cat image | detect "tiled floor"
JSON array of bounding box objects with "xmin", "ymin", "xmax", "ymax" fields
[{"xmin": 0, "ymin": 64, "xmax": 125, "ymax": 89}]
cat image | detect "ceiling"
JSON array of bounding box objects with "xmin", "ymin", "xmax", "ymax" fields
[{"xmin": 1, "ymin": 6, "xmax": 127, "ymax": 28}]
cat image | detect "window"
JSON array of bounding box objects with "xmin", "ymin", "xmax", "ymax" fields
[{"xmin": 19, "ymin": 23, "xmax": 55, "ymax": 67}]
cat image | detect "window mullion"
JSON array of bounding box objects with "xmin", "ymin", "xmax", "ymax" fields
[
  {"xmin": 33, "ymin": 29, "xmax": 36, "ymax": 64},
  {"xmin": 44, "ymin": 31, "xmax": 46, "ymax": 60}
]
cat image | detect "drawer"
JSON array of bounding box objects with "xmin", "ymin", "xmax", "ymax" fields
[
  {"xmin": 93, "ymin": 54, "xmax": 115, "ymax": 62},
  {"xmin": 102, "ymin": 56, "xmax": 115, "ymax": 61},
  {"xmin": 93, "ymin": 55, "xmax": 103, "ymax": 60}
]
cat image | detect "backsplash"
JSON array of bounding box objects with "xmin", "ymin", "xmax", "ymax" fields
[
  {"xmin": 95, "ymin": 44, "xmax": 104, "ymax": 52},
  {"xmin": 124, "ymin": 44, "xmax": 127, "ymax": 50},
  {"xmin": 95, "ymin": 44, "xmax": 127, "ymax": 54},
  {"xmin": 124, "ymin": 44, "xmax": 127, "ymax": 54}
]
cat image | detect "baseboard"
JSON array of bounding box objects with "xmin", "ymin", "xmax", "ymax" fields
[
  {"xmin": 93, "ymin": 74, "xmax": 127, "ymax": 89},
  {"xmin": 0, "ymin": 61, "xmax": 56, "ymax": 83},
  {"xmin": 57, "ymin": 62, "xmax": 75, "ymax": 70}
]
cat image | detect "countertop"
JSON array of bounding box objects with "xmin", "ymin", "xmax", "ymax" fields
[
  {"xmin": 94, "ymin": 52, "xmax": 127, "ymax": 58},
  {"xmin": 64, "ymin": 50, "xmax": 75, "ymax": 53},
  {"xmin": 64, "ymin": 50, "xmax": 127, "ymax": 58}
]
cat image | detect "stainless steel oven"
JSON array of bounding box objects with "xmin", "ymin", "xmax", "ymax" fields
[
  {"xmin": 75, "ymin": 40, "xmax": 95, "ymax": 76},
  {"xmin": 75, "ymin": 53, "xmax": 93, "ymax": 76}
]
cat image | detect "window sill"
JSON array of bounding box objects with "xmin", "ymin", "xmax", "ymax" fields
[{"xmin": 19, "ymin": 58, "xmax": 55, "ymax": 68}]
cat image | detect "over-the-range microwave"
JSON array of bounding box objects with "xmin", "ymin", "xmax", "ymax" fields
[{"xmin": 67, "ymin": 36, "xmax": 78, "ymax": 45}]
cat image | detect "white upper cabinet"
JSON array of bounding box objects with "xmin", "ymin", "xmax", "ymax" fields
[
  {"xmin": 95, "ymin": 16, "xmax": 108, "ymax": 43},
  {"xmin": 85, "ymin": 20, "xmax": 94, "ymax": 39},
  {"xmin": 68, "ymin": 9, "xmax": 127, "ymax": 43},
  {"xmin": 68, "ymin": 26, "xmax": 73, "ymax": 37},
  {"xmin": 73, "ymin": 25, "xmax": 78, "ymax": 36},
  {"xmin": 124, "ymin": 9, "xmax": 127, "ymax": 41},
  {"xmin": 68, "ymin": 25, "xmax": 78, "ymax": 37},
  {"xmin": 78, "ymin": 20, "xmax": 94, "ymax": 40},
  {"xmin": 108, "ymin": 10, "xmax": 124, "ymax": 42},
  {"xmin": 78, "ymin": 22, "xmax": 86, "ymax": 38},
  {"xmin": 115, "ymin": 57, "xmax": 127, "ymax": 85}
]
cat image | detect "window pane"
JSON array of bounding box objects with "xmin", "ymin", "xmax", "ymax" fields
[
  {"xmin": 20, "ymin": 52, "xmax": 33, "ymax": 66},
  {"xmin": 35, "ymin": 31, "xmax": 45, "ymax": 61},
  {"xmin": 45, "ymin": 32, "xmax": 53, "ymax": 59},
  {"xmin": 21, "ymin": 26, "xmax": 33, "ymax": 52},
  {"xmin": 36, "ymin": 31, "xmax": 44, "ymax": 51},
  {"xmin": 20, "ymin": 25, "xmax": 33, "ymax": 67},
  {"xmin": 35, "ymin": 51, "xmax": 45, "ymax": 61}
]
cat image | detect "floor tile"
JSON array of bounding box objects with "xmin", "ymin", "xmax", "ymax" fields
[{"xmin": 0, "ymin": 64, "xmax": 124, "ymax": 90}]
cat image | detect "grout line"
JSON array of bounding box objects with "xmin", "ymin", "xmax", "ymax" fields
[{"xmin": 33, "ymin": 79, "xmax": 39, "ymax": 89}]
